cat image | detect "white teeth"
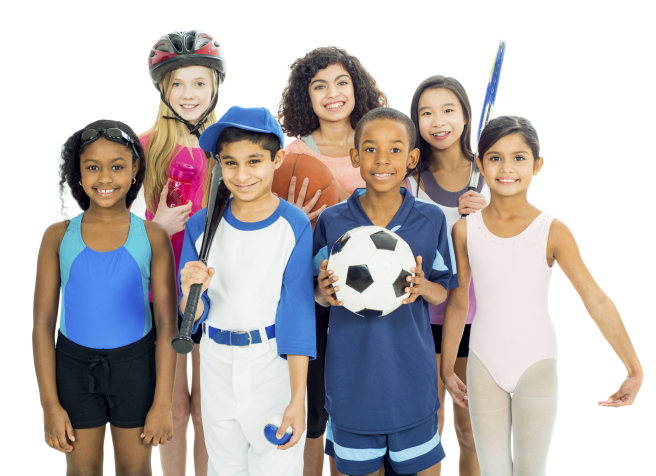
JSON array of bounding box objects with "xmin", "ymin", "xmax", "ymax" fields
[
  {"xmin": 498, "ymin": 179, "xmax": 516, "ymax": 183},
  {"xmin": 374, "ymin": 173, "xmax": 392, "ymax": 177},
  {"xmin": 326, "ymin": 102, "xmax": 344, "ymax": 109},
  {"xmin": 434, "ymin": 132, "xmax": 449, "ymax": 137},
  {"xmin": 181, "ymin": 105, "xmax": 197, "ymax": 109},
  {"xmin": 97, "ymin": 189, "xmax": 116, "ymax": 193}
]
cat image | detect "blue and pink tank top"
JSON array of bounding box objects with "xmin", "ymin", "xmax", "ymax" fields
[{"xmin": 58, "ymin": 213, "xmax": 152, "ymax": 349}]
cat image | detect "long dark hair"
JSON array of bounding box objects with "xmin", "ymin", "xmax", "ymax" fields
[
  {"xmin": 409, "ymin": 76, "xmax": 474, "ymax": 191},
  {"xmin": 278, "ymin": 46, "xmax": 388, "ymax": 138},
  {"xmin": 477, "ymin": 116, "xmax": 540, "ymax": 167},
  {"xmin": 58, "ymin": 119, "xmax": 146, "ymax": 215}
]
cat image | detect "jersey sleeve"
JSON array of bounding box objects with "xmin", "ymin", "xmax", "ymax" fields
[
  {"xmin": 178, "ymin": 210, "xmax": 210, "ymax": 334},
  {"xmin": 427, "ymin": 213, "xmax": 459, "ymax": 290},
  {"xmin": 275, "ymin": 218, "xmax": 317, "ymax": 360},
  {"xmin": 312, "ymin": 212, "xmax": 329, "ymax": 282}
]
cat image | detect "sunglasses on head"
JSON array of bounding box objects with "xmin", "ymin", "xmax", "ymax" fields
[{"xmin": 80, "ymin": 128, "xmax": 139, "ymax": 157}]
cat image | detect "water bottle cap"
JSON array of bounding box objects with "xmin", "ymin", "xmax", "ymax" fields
[{"xmin": 170, "ymin": 164, "xmax": 195, "ymax": 181}]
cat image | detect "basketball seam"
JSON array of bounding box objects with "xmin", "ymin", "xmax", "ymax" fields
[
  {"xmin": 303, "ymin": 178, "xmax": 335, "ymax": 205},
  {"xmin": 290, "ymin": 153, "xmax": 300, "ymax": 182}
]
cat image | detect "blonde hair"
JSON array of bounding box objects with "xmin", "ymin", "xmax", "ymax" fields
[{"xmin": 143, "ymin": 66, "xmax": 218, "ymax": 214}]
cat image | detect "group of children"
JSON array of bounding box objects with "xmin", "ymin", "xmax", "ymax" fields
[{"xmin": 33, "ymin": 29, "xmax": 643, "ymax": 476}]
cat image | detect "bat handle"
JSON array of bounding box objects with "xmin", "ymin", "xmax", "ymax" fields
[
  {"xmin": 171, "ymin": 283, "xmax": 204, "ymax": 354},
  {"xmin": 460, "ymin": 186, "xmax": 478, "ymax": 218}
]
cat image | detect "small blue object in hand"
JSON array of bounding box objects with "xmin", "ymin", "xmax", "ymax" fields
[{"xmin": 264, "ymin": 413, "xmax": 292, "ymax": 445}]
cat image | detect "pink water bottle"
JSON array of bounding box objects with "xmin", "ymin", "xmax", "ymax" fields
[{"xmin": 166, "ymin": 164, "xmax": 194, "ymax": 208}]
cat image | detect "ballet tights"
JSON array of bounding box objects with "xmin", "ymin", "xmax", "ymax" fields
[{"xmin": 467, "ymin": 352, "xmax": 558, "ymax": 476}]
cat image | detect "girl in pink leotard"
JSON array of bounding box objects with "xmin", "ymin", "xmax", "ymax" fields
[{"xmin": 441, "ymin": 116, "xmax": 643, "ymax": 475}]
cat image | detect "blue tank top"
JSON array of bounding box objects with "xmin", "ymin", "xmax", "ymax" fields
[{"xmin": 58, "ymin": 213, "xmax": 153, "ymax": 349}]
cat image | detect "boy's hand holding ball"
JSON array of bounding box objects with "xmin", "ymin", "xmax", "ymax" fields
[
  {"xmin": 268, "ymin": 400, "xmax": 305, "ymax": 450},
  {"xmin": 316, "ymin": 259, "xmax": 343, "ymax": 306},
  {"xmin": 403, "ymin": 256, "xmax": 425, "ymax": 304}
]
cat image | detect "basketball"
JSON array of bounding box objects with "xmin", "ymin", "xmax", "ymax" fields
[{"xmin": 272, "ymin": 153, "xmax": 339, "ymax": 228}]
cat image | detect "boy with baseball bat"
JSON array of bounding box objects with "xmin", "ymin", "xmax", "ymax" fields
[{"xmin": 178, "ymin": 106, "xmax": 316, "ymax": 476}]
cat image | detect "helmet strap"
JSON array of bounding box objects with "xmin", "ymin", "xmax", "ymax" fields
[{"xmin": 160, "ymin": 87, "xmax": 220, "ymax": 159}]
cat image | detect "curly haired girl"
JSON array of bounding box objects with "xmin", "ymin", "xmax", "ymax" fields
[
  {"xmin": 278, "ymin": 46, "xmax": 388, "ymax": 476},
  {"xmin": 278, "ymin": 47, "xmax": 388, "ymax": 213}
]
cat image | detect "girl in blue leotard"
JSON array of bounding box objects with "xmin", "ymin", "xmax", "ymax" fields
[{"xmin": 33, "ymin": 120, "xmax": 178, "ymax": 474}]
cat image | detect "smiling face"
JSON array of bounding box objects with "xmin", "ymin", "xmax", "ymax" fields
[
  {"xmin": 218, "ymin": 140, "xmax": 284, "ymax": 204},
  {"xmin": 417, "ymin": 88, "xmax": 466, "ymax": 153},
  {"xmin": 351, "ymin": 119, "xmax": 419, "ymax": 194},
  {"xmin": 308, "ymin": 63, "xmax": 356, "ymax": 124},
  {"xmin": 478, "ymin": 133, "xmax": 543, "ymax": 197},
  {"xmin": 167, "ymin": 65, "xmax": 214, "ymax": 124},
  {"xmin": 80, "ymin": 138, "xmax": 138, "ymax": 209}
]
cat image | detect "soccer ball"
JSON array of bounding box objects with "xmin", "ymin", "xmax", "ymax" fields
[{"xmin": 327, "ymin": 226, "xmax": 416, "ymax": 317}]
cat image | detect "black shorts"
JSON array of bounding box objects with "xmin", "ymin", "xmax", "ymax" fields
[
  {"xmin": 431, "ymin": 323, "xmax": 471, "ymax": 358},
  {"xmin": 56, "ymin": 330, "xmax": 156, "ymax": 429},
  {"xmin": 306, "ymin": 302, "xmax": 330, "ymax": 439},
  {"xmin": 149, "ymin": 302, "xmax": 203, "ymax": 344}
]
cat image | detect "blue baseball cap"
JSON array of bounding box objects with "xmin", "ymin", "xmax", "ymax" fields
[{"xmin": 199, "ymin": 106, "xmax": 285, "ymax": 159}]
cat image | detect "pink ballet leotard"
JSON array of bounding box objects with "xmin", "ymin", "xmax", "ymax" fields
[{"xmin": 467, "ymin": 210, "xmax": 558, "ymax": 393}]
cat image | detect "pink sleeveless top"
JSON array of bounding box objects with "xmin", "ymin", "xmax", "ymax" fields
[
  {"xmin": 141, "ymin": 136, "xmax": 209, "ymax": 290},
  {"xmin": 286, "ymin": 139, "xmax": 365, "ymax": 194},
  {"xmin": 467, "ymin": 210, "xmax": 558, "ymax": 393}
]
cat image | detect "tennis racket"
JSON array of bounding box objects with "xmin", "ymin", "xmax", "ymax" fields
[
  {"xmin": 172, "ymin": 162, "xmax": 230, "ymax": 354},
  {"xmin": 462, "ymin": 40, "xmax": 507, "ymax": 218}
]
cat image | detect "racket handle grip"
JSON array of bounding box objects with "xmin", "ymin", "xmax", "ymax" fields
[
  {"xmin": 171, "ymin": 283, "xmax": 203, "ymax": 354},
  {"xmin": 460, "ymin": 186, "xmax": 478, "ymax": 218}
]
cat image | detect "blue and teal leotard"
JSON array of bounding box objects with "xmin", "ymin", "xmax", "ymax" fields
[{"xmin": 58, "ymin": 213, "xmax": 152, "ymax": 349}]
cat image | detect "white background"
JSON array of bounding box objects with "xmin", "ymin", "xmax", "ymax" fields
[{"xmin": 2, "ymin": 0, "xmax": 654, "ymax": 474}]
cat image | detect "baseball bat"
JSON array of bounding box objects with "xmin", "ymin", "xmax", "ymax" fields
[{"xmin": 172, "ymin": 163, "xmax": 230, "ymax": 354}]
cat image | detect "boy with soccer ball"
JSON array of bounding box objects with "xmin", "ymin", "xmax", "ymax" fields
[{"xmin": 314, "ymin": 108, "xmax": 458, "ymax": 476}]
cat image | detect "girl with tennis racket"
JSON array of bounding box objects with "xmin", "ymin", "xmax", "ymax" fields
[{"xmin": 405, "ymin": 76, "xmax": 487, "ymax": 476}]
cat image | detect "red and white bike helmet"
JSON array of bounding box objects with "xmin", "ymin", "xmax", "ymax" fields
[{"xmin": 148, "ymin": 30, "xmax": 226, "ymax": 137}]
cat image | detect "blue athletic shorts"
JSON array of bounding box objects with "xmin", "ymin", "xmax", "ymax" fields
[{"xmin": 325, "ymin": 413, "xmax": 445, "ymax": 475}]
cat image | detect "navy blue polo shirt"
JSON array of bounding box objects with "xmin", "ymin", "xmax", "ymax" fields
[{"xmin": 313, "ymin": 188, "xmax": 458, "ymax": 434}]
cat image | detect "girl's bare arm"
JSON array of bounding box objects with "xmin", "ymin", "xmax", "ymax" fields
[
  {"xmin": 33, "ymin": 222, "xmax": 75, "ymax": 452},
  {"xmin": 142, "ymin": 221, "xmax": 178, "ymax": 445},
  {"xmin": 550, "ymin": 219, "xmax": 643, "ymax": 406},
  {"xmin": 440, "ymin": 218, "xmax": 471, "ymax": 408}
]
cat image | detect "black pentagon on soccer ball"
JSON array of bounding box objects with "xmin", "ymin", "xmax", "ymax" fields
[
  {"xmin": 357, "ymin": 308, "xmax": 384, "ymax": 318},
  {"xmin": 392, "ymin": 269, "xmax": 413, "ymax": 298},
  {"xmin": 346, "ymin": 265, "xmax": 374, "ymax": 293},
  {"xmin": 331, "ymin": 232, "xmax": 351, "ymax": 255},
  {"xmin": 370, "ymin": 230, "xmax": 397, "ymax": 251}
]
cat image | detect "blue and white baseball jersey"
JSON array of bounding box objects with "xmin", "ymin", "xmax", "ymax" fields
[
  {"xmin": 179, "ymin": 198, "xmax": 316, "ymax": 360},
  {"xmin": 313, "ymin": 188, "xmax": 458, "ymax": 434}
]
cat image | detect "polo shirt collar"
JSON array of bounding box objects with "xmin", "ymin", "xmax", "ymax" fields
[{"xmin": 346, "ymin": 187, "xmax": 415, "ymax": 230}]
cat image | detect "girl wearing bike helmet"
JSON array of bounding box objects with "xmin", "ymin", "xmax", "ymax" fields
[{"xmin": 142, "ymin": 29, "xmax": 226, "ymax": 476}]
